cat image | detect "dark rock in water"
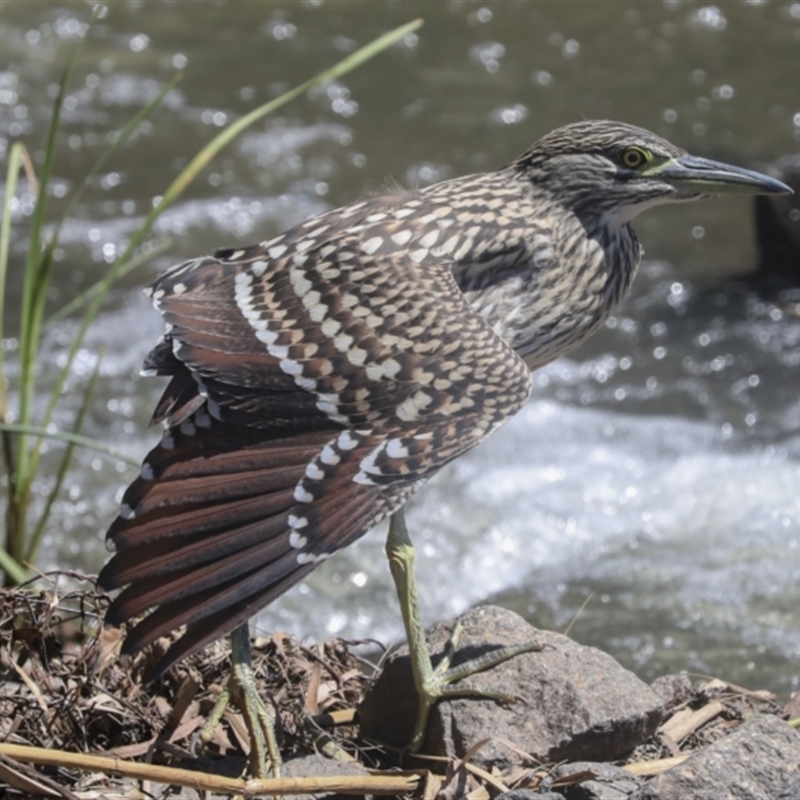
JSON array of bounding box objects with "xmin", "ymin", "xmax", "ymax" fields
[
  {"xmin": 359, "ymin": 605, "xmax": 663, "ymax": 770},
  {"xmin": 754, "ymin": 154, "xmax": 800, "ymax": 294},
  {"xmin": 632, "ymin": 714, "xmax": 800, "ymax": 800}
]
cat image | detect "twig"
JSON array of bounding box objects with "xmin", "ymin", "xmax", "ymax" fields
[
  {"xmin": 661, "ymin": 700, "xmax": 725, "ymax": 743},
  {"xmin": 0, "ymin": 753, "xmax": 72, "ymax": 798},
  {"xmin": 622, "ymin": 754, "xmax": 690, "ymax": 776},
  {"xmin": 0, "ymin": 742, "xmax": 423, "ymax": 796}
]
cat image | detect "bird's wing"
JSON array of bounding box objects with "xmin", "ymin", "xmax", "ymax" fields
[{"xmin": 99, "ymin": 207, "xmax": 532, "ymax": 678}]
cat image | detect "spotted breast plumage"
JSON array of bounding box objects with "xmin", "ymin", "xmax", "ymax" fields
[{"xmin": 99, "ymin": 120, "xmax": 791, "ymax": 688}]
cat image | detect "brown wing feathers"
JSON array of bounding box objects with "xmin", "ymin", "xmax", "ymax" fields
[
  {"xmin": 100, "ymin": 197, "xmax": 533, "ymax": 678},
  {"xmin": 100, "ymin": 413, "xmax": 400, "ymax": 677}
]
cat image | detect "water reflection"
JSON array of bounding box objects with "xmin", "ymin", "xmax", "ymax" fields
[{"xmin": 2, "ymin": 1, "xmax": 799, "ymax": 693}]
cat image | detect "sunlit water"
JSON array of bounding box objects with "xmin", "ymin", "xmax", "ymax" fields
[{"xmin": 2, "ymin": 1, "xmax": 800, "ymax": 694}]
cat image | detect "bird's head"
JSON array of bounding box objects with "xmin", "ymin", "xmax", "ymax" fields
[{"xmin": 516, "ymin": 120, "xmax": 792, "ymax": 231}]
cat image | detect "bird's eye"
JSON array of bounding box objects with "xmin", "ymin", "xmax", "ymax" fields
[{"xmin": 620, "ymin": 147, "xmax": 649, "ymax": 169}]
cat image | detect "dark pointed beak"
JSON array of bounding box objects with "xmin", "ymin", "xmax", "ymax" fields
[{"xmin": 658, "ymin": 155, "xmax": 793, "ymax": 196}]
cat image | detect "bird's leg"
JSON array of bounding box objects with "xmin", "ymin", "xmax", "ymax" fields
[
  {"xmin": 386, "ymin": 508, "xmax": 542, "ymax": 753},
  {"xmin": 199, "ymin": 623, "xmax": 281, "ymax": 778}
]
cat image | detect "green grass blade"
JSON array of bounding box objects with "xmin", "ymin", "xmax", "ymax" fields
[
  {"xmin": 46, "ymin": 17, "xmax": 423, "ymax": 324},
  {"xmin": 0, "ymin": 546, "xmax": 28, "ymax": 586},
  {"xmin": 0, "ymin": 423, "xmax": 139, "ymax": 467},
  {"xmin": 26, "ymin": 69, "xmax": 180, "ymax": 472},
  {"xmin": 156, "ymin": 17, "xmax": 423, "ymax": 207},
  {"xmin": 26, "ymin": 351, "xmax": 104, "ymax": 564},
  {"xmin": 47, "ymin": 238, "xmax": 173, "ymax": 325},
  {"xmin": 0, "ymin": 142, "xmax": 26, "ymax": 567},
  {"xmin": 46, "ymin": 73, "xmax": 183, "ymax": 267},
  {"xmin": 13, "ymin": 11, "xmax": 107, "ymax": 504},
  {"xmin": 0, "ymin": 142, "xmax": 24, "ymax": 420},
  {"xmin": 14, "ymin": 34, "xmax": 84, "ymax": 499}
]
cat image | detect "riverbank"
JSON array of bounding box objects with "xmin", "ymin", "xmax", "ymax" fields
[{"xmin": 0, "ymin": 576, "xmax": 797, "ymax": 798}]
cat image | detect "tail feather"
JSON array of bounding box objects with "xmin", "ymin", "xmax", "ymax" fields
[
  {"xmin": 144, "ymin": 563, "xmax": 317, "ymax": 679},
  {"xmin": 117, "ymin": 422, "xmax": 333, "ymax": 520},
  {"xmin": 106, "ymin": 524, "xmax": 294, "ymax": 623},
  {"xmin": 122, "ymin": 465, "xmax": 303, "ymax": 516},
  {"xmin": 119, "ymin": 551, "xmax": 310, "ymax": 657},
  {"xmin": 142, "ymin": 433, "xmax": 327, "ymax": 481},
  {"xmin": 102, "ymin": 513, "xmax": 290, "ymax": 586},
  {"xmin": 106, "ymin": 492, "xmax": 297, "ymax": 554},
  {"xmin": 135, "ymin": 473, "xmax": 415, "ymax": 680}
]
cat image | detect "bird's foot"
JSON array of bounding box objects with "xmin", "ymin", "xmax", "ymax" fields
[
  {"xmin": 199, "ymin": 624, "xmax": 281, "ymax": 779},
  {"xmin": 408, "ymin": 620, "xmax": 543, "ymax": 752},
  {"xmin": 386, "ymin": 509, "xmax": 542, "ymax": 752}
]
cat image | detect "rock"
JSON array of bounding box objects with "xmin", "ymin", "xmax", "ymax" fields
[
  {"xmin": 633, "ymin": 714, "xmax": 800, "ymax": 800},
  {"xmin": 551, "ymin": 761, "xmax": 643, "ymax": 799},
  {"xmin": 753, "ymin": 153, "xmax": 800, "ymax": 291},
  {"xmin": 281, "ymin": 752, "xmax": 371, "ymax": 779},
  {"xmin": 359, "ymin": 605, "xmax": 663, "ymax": 769},
  {"xmin": 649, "ymin": 674, "xmax": 695, "ymax": 709},
  {"xmin": 147, "ymin": 753, "xmax": 371, "ymax": 800},
  {"xmin": 496, "ymin": 792, "xmax": 561, "ymax": 800},
  {"xmin": 777, "ymin": 776, "xmax": 800, "ymax": 800},
  {"xmin": 280, "ymin": 753, "xmax": 373, "ymax": 800}
]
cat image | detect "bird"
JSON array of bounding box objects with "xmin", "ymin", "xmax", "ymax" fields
[{"xmin": 98, "ymin": 120, "xmax": 791, "ymax": 763}]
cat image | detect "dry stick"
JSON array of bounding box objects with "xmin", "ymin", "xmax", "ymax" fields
[
  {"xmin": 661, "ymin": 700, "xmax": 725, "ymax": 743},
  {"xmin": 310, "ymin": 708, "xmax": 356, "ymax": 726},
  {"xmin": 454, "ymin": 738, "xmax": 511, "ymax": 794},
  {"xmin": 7, "ymin": 657, "xmax": 49, "ymax": 713},
  {"xmin": 0, "ymin": 743, "xmax": 422, "ymax": 797},
  {"xmin": 622, "ymin": 754, "xmax": 690, "ymax": 777},
  {"xmin": 0, "ymin": 754, "xmax": 65, "ymax": 799},
  {"xmin": 408, "ymin": 740, "xmax": 542, "ymax": 796}
]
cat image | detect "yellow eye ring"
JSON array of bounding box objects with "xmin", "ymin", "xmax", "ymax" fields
[{"xmin": 621, "ymin": 147, "xmax": 649, "ymax": 169}]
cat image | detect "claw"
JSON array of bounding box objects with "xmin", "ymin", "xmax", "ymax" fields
[{"xmin": 199, "ymin": 624, "xmax": 282, "ymax": 778}]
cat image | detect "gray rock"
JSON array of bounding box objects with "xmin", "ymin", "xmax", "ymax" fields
[
  {"xmin": 649, "ymin": 674, "xmax": 695, "ymax": 709},
  {"xmin": 633, "ymin": 714, "xmax": 800, "ymax": 800},
  {"xmin": 552, "ymin": 761, "xmax": 642, "ymax": 799},
  {"xmin": 777, "ymin": 776, "xmax": 800, "ymax": 800},
  {"xmin": 146, "ymin": 753, "xmax": 371, "ymax": 800},
  {"xmin": 359, "ymin": 605, "xmax": 663, "ymax": 769},
  {"xmin": 280, "ymin": 753, "xmax": 373, "ymax": 800},
  {"xmin": 281, "ymin": 752, "xmax": 371, "ymax": 778}
]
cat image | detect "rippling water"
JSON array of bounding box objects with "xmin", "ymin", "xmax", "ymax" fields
[{"xmin": 2, "ymin": 1, "xmax": 800, "ymax": 693}]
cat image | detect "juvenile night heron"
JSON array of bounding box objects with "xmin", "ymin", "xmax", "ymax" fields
[{"xmin": 98, "ymin": 120, "xmax": 790, "ymax": 763}]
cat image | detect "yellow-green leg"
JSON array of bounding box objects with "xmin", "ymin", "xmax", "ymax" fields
[
  {"xmin": 200, "ymin": 623, "xmax": 282, "ymax": 778},
  {"xmin": 386, "ymin": 508, "xmax": 542, "ymax": 752}
]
